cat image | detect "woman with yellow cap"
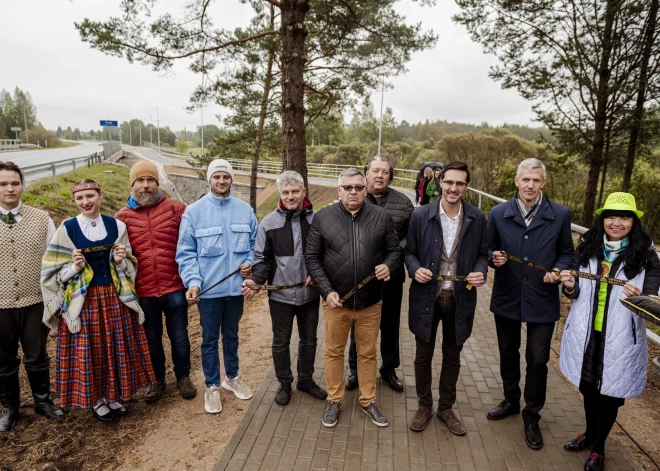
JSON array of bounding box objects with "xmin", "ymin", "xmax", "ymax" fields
[{"xmin": 558, "ymin": 192, "xmax": 660, "ymax": 471}]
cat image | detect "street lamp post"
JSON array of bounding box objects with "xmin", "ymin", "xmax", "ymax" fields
[{"xmin": 156, "ymin": 108, "xmax": 161, "ymax": 148}]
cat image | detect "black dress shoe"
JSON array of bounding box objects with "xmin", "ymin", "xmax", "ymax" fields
[
  {"xmin": 584, "ymin": 453, "xmax": 604, "ymax": 471},
  {"xmin": 487, "ymin": 399, "xmax": 520, "ymax": 420},
  {"xmin": 297, "ymin": 380, "xmax": 327, "ymax": 400},
  {"xmin": 345, "ymin": 374, "xmax": 359, "ymax": 391},
  {"xmin": 108, "ymin": 402, "xmax": 129, "ymax": 417},
  {"xmin": 34, "ymin": 401, "xmax": 65, "ymax": 420},
  {"xmin": 382, "ymin": 374, "xmax": 404, "ymax": 392},
  {"xmin": 275, "ymin": 383, "xmax": 291, "ymax": 406},
  {"xmin": 93, "ymin": 407, "xmax": 114, "ymax": 422},
  {"xmin": 564, "ymin": 434, "xmax": 591, "ymax": 452},
  {"xmin": 0, "ymin": 408, "xmax": 19, "ymax": 432},
  {"xmin": 523, "ymin": 417, "xmax": 543, "ymax": 449}
]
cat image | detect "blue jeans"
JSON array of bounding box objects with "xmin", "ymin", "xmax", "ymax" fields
[
  {"xmin": 139, "ymin": 289, "xmax": 192, "ymax": 383},
  {"xmin": 197, "ymin": 296, "xmax": 244, "ymax": 387}
]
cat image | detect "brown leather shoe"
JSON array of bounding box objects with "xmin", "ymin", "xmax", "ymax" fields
[
  {"xmin": 410, "ymin": 407, "xmax": 433, "ymax": 432},
  {"xmin": 177, "ymin": 377, "xmax": 197, "ymax": 400},
  {"xmin": 437, "ymin": 408, "xmax": 466, "ymax": 436}
]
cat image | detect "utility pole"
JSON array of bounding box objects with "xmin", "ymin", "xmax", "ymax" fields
[
  {"xmin": 201, "ymin": 106, "xmax": 204, "ymax": 157},
  {"xmin": 377, "ymin": 75, "xmax": 385, "ymax": 157},
  {"xmin": 23, "ymin": 106, "xmax": 28, "ymax": 144},
  {"xmin": 156, "ymin": 108, "xmax": 161, "ymax": 148}
]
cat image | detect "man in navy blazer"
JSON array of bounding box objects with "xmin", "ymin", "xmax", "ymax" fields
[
  {"xmin": 405, "ymin": 161, "xmax": 488, "ymax": 435},
  {"xmin": 486, "ymin": 158, "xmax": 574, "ymax": 450}
]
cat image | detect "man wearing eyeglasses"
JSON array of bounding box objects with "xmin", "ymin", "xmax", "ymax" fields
[
  {"xmin": 406, "ymin": 161, "xmax": 488, "ymax": 435},
  {"xmin": 345, "ymin": 156, "xmax": 414, "ymax": 393},
  {"xmin": 305, "ymin": 168, "xmax": 402, "ymax": 429}
]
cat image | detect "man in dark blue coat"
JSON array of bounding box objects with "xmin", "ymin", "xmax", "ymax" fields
[
  {"xmin": 486, "ymin": 158, "xmax": 574, "ymax": 451},
  {"xmin": 405, "ymin": 161, "xmax": 488, "ymax": 435}
]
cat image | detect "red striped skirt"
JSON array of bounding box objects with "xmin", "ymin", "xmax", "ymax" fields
[{"xmin": 55, "ymin": 284, "xmax": 155, "ymax": 408}]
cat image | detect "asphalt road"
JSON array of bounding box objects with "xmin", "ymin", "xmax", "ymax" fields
[{"xmin": 1, "ymin": 142, "xmax": 104, "ymax": 182}]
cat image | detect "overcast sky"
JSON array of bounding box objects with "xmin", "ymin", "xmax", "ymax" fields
[{"xmin": 1, "ymin": 0, "xmax": 538, "ymax": 133}]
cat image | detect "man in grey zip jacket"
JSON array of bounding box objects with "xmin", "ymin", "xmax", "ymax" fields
[{"xmin": 242, "ymin": 171, "xmax": 327, "ymax": 406}]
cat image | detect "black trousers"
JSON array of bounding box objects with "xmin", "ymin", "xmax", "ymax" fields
[
  {"xmin": 348, "ymin": 280, "xmax": 403, "ymax": 378},
  {"xmin": 494, "ymin": 315, "xmax": 555, "ymax": 421},
  {"xmin": 580, "ymin": 379, "xmax": 624, "ymax": 454},
  {"xmin": 414, "ymin": 295, "xmax": 463, "ymax": 410},
  {"xmin": 0, "ymin": 302, "xmax": 50, "ymax": 378},
  {"xmin": 269, "ymin": 298, "xmax": 320, "ymax": 385}
]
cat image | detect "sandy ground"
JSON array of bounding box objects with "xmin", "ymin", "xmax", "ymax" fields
[{"xmin": 116, "ymin": 292, "xmax": 273, "ymax": 471}]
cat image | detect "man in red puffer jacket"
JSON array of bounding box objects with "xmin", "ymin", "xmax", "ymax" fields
[{"xmin": 116, "ymin": 161, "xmax": 196, "ymax": 403}]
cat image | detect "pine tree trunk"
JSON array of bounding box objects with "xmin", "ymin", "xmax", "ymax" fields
[
  {"xmin": 583, "ymin": 0, "xmax": 617, "ymax": 227},
  {"xmin": 280, "ymin": 0, "xmax": 310, "ymax": 187},
  {"xmin": 622, "ymin": 0, "xmax": 658, "ymax": 191},
  {"xmin": 251, "ymin": 7, "xmax": 277, "ymax": 212},
  {"xmin": 597, "ymin": 131, "xmax": 611, "ymax": 209}
]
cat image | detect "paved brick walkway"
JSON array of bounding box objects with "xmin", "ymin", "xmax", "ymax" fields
[{"xmin": 215, "ymin": 282, "xmax": 636, "ymax": 471}]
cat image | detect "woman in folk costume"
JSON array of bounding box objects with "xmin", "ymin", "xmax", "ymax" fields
[
  {"xmin": 41, "ymin": 179, "xmax": 155, "ymax": 422},
  {"xmin": 558, "ymin": 192, "xmax": 660, "ymax": 471}
]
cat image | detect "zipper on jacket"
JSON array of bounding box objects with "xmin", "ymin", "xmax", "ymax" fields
[
  {"xmin": 631, "ymin": 317, "xmax": 637, "ymax": 345},
  {"xmin": 352, "ymin": 213, "xmax": 358, "ymax": 311},
  {"xmin": 146, "ymin": 207, "xmax": 161, "ymax": 296}
]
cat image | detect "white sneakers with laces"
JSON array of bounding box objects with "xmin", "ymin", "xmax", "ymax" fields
[
  {"xmin": 222, "ymin": 374, "xmax": 253, "ymax": 400},
  {"xmin": 204, "ymin": 385, "xmax": 223, "ymax": 414}
]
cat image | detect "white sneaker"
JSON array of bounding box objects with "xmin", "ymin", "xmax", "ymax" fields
[
  {"xmin": 204, "ymin": 385, "xmax": 223, "ymax": 414},
  {"xmin": 222, "ymin": 374, "xmax": 253, "ymax": 400}
]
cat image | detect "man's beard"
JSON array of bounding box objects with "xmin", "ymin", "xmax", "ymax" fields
[{"xmin": 132, "ymin": 190, "xmax": 160, "ymax": 207}]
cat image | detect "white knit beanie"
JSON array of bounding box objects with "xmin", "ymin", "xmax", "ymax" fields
[{"xmin": 206, "ymin": 159, "xmax": 235, "ymax": 182}]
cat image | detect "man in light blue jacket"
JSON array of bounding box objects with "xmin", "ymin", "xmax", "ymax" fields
[{"xmin": 176, "ymin": 159, "xmax": 258, "ymax": 415}]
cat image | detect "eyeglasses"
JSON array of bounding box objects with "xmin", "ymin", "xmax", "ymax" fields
[
  {"xmin": 339, "ymin": 185, "xmax": 366, "ymax": 193},
  {"xmin": 442, "ymin": 180, "xmax": 467, "ymax": 188}
]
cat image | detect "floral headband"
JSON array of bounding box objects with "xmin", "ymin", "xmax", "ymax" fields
[{"xmin": 71, "ymin": 182, "xmax": 101, "ymax": 194}]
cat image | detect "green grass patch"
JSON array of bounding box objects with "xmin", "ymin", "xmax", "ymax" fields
[
  {"xmin": 23, "ymin": 164, "xmax": 132, "ymax": 224},
  {"xmin": 61, "ymin": 141, "xmax": 81, "ymax": 148}
]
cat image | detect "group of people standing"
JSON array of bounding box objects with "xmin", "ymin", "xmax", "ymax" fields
[{"xmin": 0, "ymin": 155, "xmax": 657, "ymax": 471}]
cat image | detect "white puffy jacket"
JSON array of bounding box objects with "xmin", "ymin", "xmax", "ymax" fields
[{"xmin": 559, "ymin": 258, "xmax": 647, "ymax": 398}]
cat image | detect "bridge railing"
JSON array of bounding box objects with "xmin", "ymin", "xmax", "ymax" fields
[
  {"xmin": 21, "ymin": 151, "xmax": 104, "ymax": 182},
  {"xmin": 0, "ymin": 139, "xmax": 22, "ymax": 152}
]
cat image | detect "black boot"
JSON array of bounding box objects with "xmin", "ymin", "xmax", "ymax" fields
[
  {"xmin": 275, "ymin": 383, "xmax": 292, "ymax": 406},
  {"xmin": 0, "ymin": 374, "xmax": 20, "ymax": 432},
  {"xmin": 27, "ymin": 369, "xmax": 64, "ymax": 420}
]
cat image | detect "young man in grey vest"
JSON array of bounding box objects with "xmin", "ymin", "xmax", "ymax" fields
[{"xmin": 0, "ymin": 161, "xmax": 64, "ymax": 431}]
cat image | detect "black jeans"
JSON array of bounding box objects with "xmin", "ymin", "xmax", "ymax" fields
[
  {"xmin": 0, "ymin": 302, "xmax": 50, "ymax": 378},
  {"xmin": 414, "ymin": 295, "xmax": 463, "ymax": 410},
  {"xmin": 349, "ymin": 280, "xmax": 403, "ymax": 378},
  {"xmin": 269, "ymin": 298, "xmax": 320, "ymax": 385},
  {"xmin": 139, "ymin": 289, "xmax": 192, "ymax": 383},
  {"xmin": 494, "ymin": 315, "xmax": 555, "ymax": 421}
]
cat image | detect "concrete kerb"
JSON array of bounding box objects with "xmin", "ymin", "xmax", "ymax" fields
[{"xmin": 214, "ymin": 368, "xmax": 276, "ymax": 471}]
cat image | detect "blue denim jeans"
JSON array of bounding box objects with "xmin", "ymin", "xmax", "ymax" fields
[
  {"xmin": 197, "ymin": 296, "xmax": 244, "ymax": 387},
  {"xmin": 139, "ymin": 289, "xmax": 192, "ymax": 383}
]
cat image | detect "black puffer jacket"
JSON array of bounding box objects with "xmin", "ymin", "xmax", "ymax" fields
[
  {"xmin": 365, "ymin": 188, "xmax": 414, "ymax": 282},
  {"xmin": 305, "ymin": 201, "xmax": 402, "ymax": 310}
]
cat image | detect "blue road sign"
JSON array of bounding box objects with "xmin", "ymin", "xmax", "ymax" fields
[{"xmin": 100, "ymin": 120, "xmax": 118, "ymax": 127}]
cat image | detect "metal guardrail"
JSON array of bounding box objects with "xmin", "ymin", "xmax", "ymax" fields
[
  {"xmin": 21, "ymin": 151, "xmax": 104, "ymax": 182},
  {"xmin": 147, "ymin": 143, "xmax": 190, "ymax": 159}
]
